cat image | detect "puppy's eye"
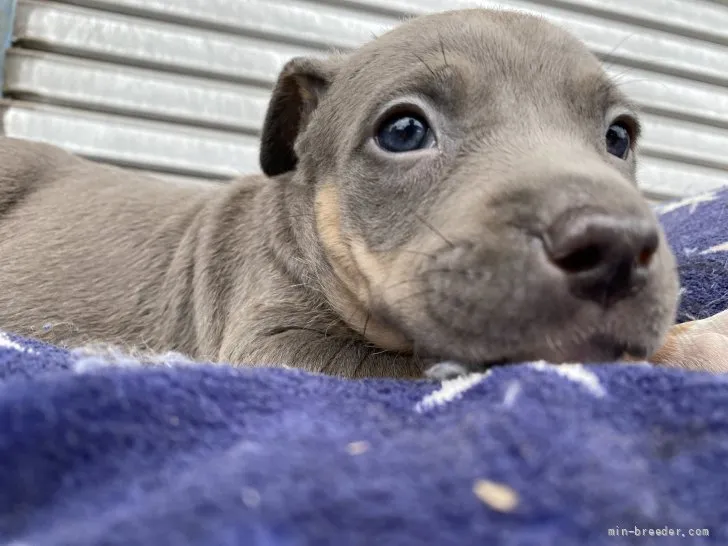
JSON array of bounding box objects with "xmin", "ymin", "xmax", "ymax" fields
[
  {"xmin": 605, "ymin": 122, "xmax": 631, "ymax": 159},
  {"xmin": 375, "ymin": 114, "xmax": 430, "ymax": 153}
]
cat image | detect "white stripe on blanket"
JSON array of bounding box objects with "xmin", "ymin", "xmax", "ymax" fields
[
  {"xmin": 700, "ymin": 241, "xmax": 728, "ymax": 255},
  {"xmin": 656, "ymin": 191, "xmax": 717, "ymax": 215},
  {"xmin": 0, "ymin": 332, "xmax": 33, "ymax": 353},
  {"xmin": 529, "ymin": 361, "xmax": 606, "ymax": 397},
  {"xmin": 415, "ymin": 370, "xmax": 491, "ymax": 412}
]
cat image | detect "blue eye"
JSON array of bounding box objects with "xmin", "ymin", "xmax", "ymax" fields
[
  {"xmin": 606, "ymin": 122, "xmax": 631, "ymax": 159},
  {"xmin": 375, "ymin": 114, "xmax": 430, "ymax": 153}
]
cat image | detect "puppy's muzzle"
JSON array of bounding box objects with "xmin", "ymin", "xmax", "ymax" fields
[
  {"xmin": 543, "ymin": 207, "xmax": 660, "ymax": 307},
  {"xmin": 407, "ymin": 191, "xmax": 675, "ymax": 368}
]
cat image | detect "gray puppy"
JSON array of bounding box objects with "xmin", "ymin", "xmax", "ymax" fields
[{"xmin": 0, "ymin": 8, "xmax": 679, "ymax": 378}]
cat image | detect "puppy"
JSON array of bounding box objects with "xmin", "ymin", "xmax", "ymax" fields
[{"xmin": 0, "ymin": 8, "xmax": 679, "ymax": 378}]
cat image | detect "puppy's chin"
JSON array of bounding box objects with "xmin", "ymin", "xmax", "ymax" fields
[
  {"xmin": 424, "ymin": 336, "xmax": 650, "ymax": 379},
  {"xmin": 416, "ymin": 332, "xmax": 652, "ymax": 373},
  {"xmin": 420, "ymin": 344, "xmax": 652, "ymax": 380},
  {"xmin": 377, "ymin": 296, "xmax": 671, "ymax": 372}
]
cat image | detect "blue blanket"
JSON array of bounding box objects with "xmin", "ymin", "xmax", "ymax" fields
[{"xmin": 1, "ymin": 188, "xmax": 728, "ymax": 546}]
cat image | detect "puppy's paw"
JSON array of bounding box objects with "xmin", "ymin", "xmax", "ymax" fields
[{"xmin": 650, "ymin": 309, "xmax": 728, "ymax": 373}]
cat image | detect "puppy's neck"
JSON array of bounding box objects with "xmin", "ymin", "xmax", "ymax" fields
[{"xmin": 275, "ymin": 171, "xmax": 412, "ymax": 354}]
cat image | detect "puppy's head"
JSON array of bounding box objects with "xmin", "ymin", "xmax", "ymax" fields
[{"xmin": 260, "ymin": 9, "xmax": 679, "ymax": 370}]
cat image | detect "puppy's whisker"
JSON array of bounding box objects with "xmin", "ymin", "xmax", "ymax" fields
[
  {"xmin": 379, "ymin": 275, "xmax": 433, "ymax": 293},
  {"xmin": 606, "ymin": 65, "xmax": 638, "ymax": 83},
  {"xmin": 386, "ymin": 289, "xmax": 436, "ymax": 308},
  {"xmin": 437, "ymin": 31, "xmax": 449, "ymax": 67},
  {"xmin": 367, "ymin": 247, "xmax": 436, "ymax": 259},
  {"xmin": 323, "ymin": 317, "xmax": 344, "ymax": 337},
  {"xmin": 379, "ymin": 267, "xmax": 470, "ymax": 294},
  {"xmin": 600, "ymin": 33, "xmax": 637, "ymax": 70},
  {"xmin": 412, "ymin": 52, "xmax": 438, "ymax": 79},
  {"xmin": 414, "ymin": 213, "xmax": 454, "ymax": 248},
  {"xmin": 354, "ymin": 351, "xmax": 370, "ymax": 377},
  {"xmin": 379, "ymin": 279, "xmax": 427, "ymax": 294},
  {"xmin": 399, "ymin": 249, "xmax": 437, "ymax": 258},
  {"xmin": 264, "ymin": 325, "xmax": 329, "ymax": 337},
  {"xmin": 321, "ymin": 339, "xmax": 351, "ymax": 374},
  {"xmin": 362, "ymin": 311, "xmax": 371, "ymax": 339}
]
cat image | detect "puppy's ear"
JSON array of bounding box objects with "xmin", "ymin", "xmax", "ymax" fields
[{"xmin": 260, "ymin": 56, "xmax": 340, "ymax": 177}]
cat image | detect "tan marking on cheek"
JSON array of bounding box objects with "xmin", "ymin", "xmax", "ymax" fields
[
  {"xmin": 315, "ymin": 184, "xmax": 368, "ymax": 301},
  {"xmin": 348, "ymin": 238, "xmax": 396, "ymax": 290},
  {"xmin": 315, "ymin": 184, "xmax": 411, "ymax": 352}
]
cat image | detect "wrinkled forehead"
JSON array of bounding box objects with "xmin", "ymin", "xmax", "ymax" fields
[{"xmin": 331, "ymin": 10, "xmax": 624, "ymax": 118}]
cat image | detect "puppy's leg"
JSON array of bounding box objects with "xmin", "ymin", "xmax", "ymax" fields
[
  {"xmin": 222, "ymin": 331, "xmax": 423, "ymax": 379},
  {"xmin": 649, "ymin": 309, "xmax": 728, "ymax": 373}
]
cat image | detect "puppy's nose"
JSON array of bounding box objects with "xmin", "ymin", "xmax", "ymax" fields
[{"xmin": 545, "ymin": 208, "xmax": 659, "ymax": 306}]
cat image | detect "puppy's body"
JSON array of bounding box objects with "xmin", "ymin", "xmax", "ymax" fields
[
  {"xmin": 0, "ymin": 143, "xmax": 410, "ymax": 376},
  {"xmin": 0, "ymin": 9, "xmax": 680, "ymax": 377}
]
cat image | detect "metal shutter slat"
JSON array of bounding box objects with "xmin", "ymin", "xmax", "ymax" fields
[
  {"xmin": 14, "ymin": 1, "xmax": 322, "ymax": 85},
  {"xmin": 340, "ymin": 0, "xmax": 728, "ymax": 45},
  {"xmin": 639, "ymin": 157, "xmax": 728, "ymax": 198},
  {"xmin": 60, "ymin": 0, "xmax": 397, "ymax": 49},
  {"xmin": 610, "ymin": 67, "xmax": 728, "ymax": 130},
  {"xmin": 639, "ymin": 113, "xmax": 728, "ymax": 172},
  {"xmin": 0, "ymin": 100, "xmax": 260, "ymax": 177},
  {"xmin": 4, "ymin": 49, "xmax": 269, "ymax": 132}
]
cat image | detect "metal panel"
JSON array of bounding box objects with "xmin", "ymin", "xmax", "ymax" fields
[
  {"xmin": 4, "ymin": 49, "xmax": 269, "ymax": 132},
  {"xmin": 639, "ymin": 113, "xmax": 728, "ymax": 173},
  {"xmin": 610, "ymin": 67, "xmax": 728, "ymax": 130},
  {"xmin": 12, "ymin": 1, "xmax": 324, "ymax": 84},
  {"xmin": 5, "ymin": 52, "xmax": 728, "ymax": 178},
  {"xmin": 0, "ymin": 100, "xmax": 260, "ymax": 177},
  {"xmin": 335, "ymin": 0, "xmax": 728, "ymax": 45},
  {"xmin": 59, "ymin": 0, "xmax": 397, "ymax": 50},
  {"xmin": 1, "ymin": 0, "xmax": 727, "ymax": 199},
  {"xmin": 56, "ymin": 0, "xmax": 728, "ymax": 86},
  {"xmin": 639, "ymin": 157, "xmax": 728, "ymax": 198}
]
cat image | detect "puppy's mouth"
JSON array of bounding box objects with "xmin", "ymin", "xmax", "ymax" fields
[
  {"xmin": 421, "ymin": 334, "xmax": 649, "ymax": 375},
  {"xmin": 538, "ymin": 333, "xmax": 647, "ymax": 364}
]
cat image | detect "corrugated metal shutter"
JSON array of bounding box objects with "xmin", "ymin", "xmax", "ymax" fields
[{"xmin": 1, "ymin": 0, "xmax": 727, "ymax": 200}]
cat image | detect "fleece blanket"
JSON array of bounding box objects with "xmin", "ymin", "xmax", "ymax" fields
[{"xmin": 2, "ymin": 188, "xmax": 728, "ymax": 546}]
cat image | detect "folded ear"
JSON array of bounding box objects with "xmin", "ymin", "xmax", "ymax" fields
[{"xmin": 259, "ymin": 56, "xmax": 341, "ymax": 177}]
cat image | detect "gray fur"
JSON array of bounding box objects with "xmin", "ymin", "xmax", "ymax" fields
[{"xmin": 0, "ymin": 9, "xmax": 679, "ymax": 378}]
